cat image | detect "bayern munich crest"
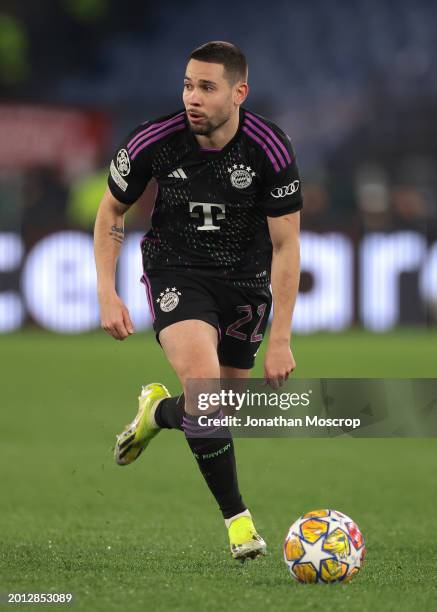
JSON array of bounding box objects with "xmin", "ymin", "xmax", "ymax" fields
[
  {"xmin": 228, "ymin": 164, "xmax": 256, "ymax": 189},
  {"xmin": 156, "ymin": 287, "xmax": 182, "ymax": 312}
]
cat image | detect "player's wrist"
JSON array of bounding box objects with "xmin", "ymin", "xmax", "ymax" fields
[
  {"xmin": 268, "ymin": 335, "xmax": 291, "ymax": 347},
  {"xmin": 97, "ymin": 285, "xmax": 118, "ymax": 300}
]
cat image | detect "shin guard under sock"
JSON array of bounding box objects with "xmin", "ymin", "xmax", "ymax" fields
[{"xmin": 182, "ymin": 410, "xmax": 246, "ymax": 519}]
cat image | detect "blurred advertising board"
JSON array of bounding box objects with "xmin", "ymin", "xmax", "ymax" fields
[
  {"xmin": 0, "ymin": 229, "xmax": 435, "ymax": 333},
  {"xmin": 0, "ymin": 104, "xmax": 109, "ymax": 176}
]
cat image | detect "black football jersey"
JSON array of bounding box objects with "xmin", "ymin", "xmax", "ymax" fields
[{"xmin": 108, "ymin": 108, "xmax": 303, "ymax": 287}]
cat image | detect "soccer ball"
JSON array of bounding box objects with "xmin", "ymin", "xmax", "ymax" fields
[{"xmin": 284, "ymin": 509, "xmax": 365, "ymax": 584}]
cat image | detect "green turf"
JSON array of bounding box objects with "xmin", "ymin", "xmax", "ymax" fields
[{"xmin": 1, "ymin": 329, "xmax": 436, "ymax": 611}]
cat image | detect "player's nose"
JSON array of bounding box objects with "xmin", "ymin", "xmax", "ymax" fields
[{"xmin": 186, "ymin": 88, "xmax": 202, "ymax": 106}]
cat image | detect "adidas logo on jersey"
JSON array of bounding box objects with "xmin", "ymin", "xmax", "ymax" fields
[{"xmin": 168, "ymin": 168, "xmax": 188, "ymax": 179}]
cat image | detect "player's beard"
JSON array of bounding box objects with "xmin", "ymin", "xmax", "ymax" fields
[{"xmin": 188, "ymin": 113, "xmax": 230, "ymax": 137}]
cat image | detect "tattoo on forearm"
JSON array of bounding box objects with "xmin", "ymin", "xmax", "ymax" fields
[{"xmin": 109, "ymin": 224, "xmax": 124, "ymax": 245}]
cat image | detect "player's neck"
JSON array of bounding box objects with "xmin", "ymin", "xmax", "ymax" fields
[{"xmin": 195, "ymin": 110, "xmax": 240, "ymax": 151}]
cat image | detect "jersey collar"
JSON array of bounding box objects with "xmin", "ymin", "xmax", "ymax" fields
[{"xmin": 185, "ymin": 108, "xmax": 245, "ymax": 157}]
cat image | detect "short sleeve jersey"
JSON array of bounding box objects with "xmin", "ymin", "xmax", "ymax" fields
[{"xmin": 108, "ymin": 108, "xmax": 302, "ymax": 288}]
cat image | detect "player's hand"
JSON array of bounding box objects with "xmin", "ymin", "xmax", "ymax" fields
[
  {"xmin": 264, "ymin": 340, "xmax": 295, "ymax": 389},
  {"xmin": 98, "ymin": 291, "xmax": 134, "ymax": 341}
]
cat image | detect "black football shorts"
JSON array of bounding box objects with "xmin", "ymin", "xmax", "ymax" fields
[{"xmin": 141, "ymin": 270, "xmax": 272, "ymax": 369}]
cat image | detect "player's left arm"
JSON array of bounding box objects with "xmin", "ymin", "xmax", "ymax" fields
[
  {"xmin": 259, "ymin": 125, "xmax": 303, "ymax": 388},
  {"xmin": 265, "ymin": 211, "xmax": 300, "ymax": 388}
]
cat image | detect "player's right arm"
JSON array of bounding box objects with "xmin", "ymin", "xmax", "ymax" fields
[
  {"xmin": 94, "ymin": 123, "xmax": 153, "ymax": 340},
  {"xmin": 94, "ymin": 188, "xmax": 134, "ymax": 341}
]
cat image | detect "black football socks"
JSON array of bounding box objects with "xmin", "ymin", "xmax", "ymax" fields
[
  {"xmin": 182, "ymin": 410, "xmax": 246, "ymax": 520},
  {"xmin": 154, "ymin": 394, "xmax": 246, "ymax": 519},
  {"xmin": 154, "ymin": 394, "xmax": 184, "ymax": 430}
]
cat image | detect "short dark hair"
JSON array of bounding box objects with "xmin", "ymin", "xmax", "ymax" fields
[{"xmin": 188, "ymin": 41, "xmax": 248, "ymax": 84}]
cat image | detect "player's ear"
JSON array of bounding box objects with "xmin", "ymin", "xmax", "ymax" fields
[{"xmin": 234, "ymin": 82, "xmax": 249, "ymax": 106}]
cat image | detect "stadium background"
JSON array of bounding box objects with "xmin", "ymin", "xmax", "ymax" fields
[{"xmin": 0, "ymin": 1, "xmax": 436, "ymax": 611}]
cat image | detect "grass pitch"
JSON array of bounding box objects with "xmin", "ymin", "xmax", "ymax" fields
[{"xmin": 1, "ymin": 329, "xmax": 436, "ymax": 611}]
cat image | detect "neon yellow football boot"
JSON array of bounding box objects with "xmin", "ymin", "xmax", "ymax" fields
[
  {"xmin": 227, "ymin": 511, "xmax": 267, "ymax": 561},
  {"xmin": 114, "ymin": 383, "xmax": 170, "ymax": 466}
]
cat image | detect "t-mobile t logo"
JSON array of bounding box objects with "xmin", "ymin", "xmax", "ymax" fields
[{"xmin": 189, "ymin": 202, "xmax": 226, "ymax": 231}]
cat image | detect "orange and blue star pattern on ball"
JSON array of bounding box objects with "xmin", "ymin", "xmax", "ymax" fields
[
  {"xmin": 320, "ymin": 558, "xmax": 349, "ymax": 582},
  {"xmin": 293, "ymin": 562, "xmax": 318, "ymax": 583},
  {"xmin": 323, "ymin": 527, "xmax": 351, "ymax": 558},
  {"xmin": 302, "ymin": 509, "xmax": 330, "ymax": 519},
  {"xmin": 300, "ymin": 518, "xmax": 329, "ymax": 543},
  {"xmin": 283, "ymin": 509, "xmax": 365, "ymax": 585},
  {"xmin": 284, "ymin": 535, "xmax": 304, "ymax": 562}
]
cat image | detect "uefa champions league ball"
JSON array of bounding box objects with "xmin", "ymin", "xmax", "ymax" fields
[{"xmin": 284, "ymin": 509, "xmax": 365, "ymax": 584}]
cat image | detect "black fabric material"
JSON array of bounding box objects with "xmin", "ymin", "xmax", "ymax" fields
[
  {"xmin": 183, "ymin": 412, "xmax": 246, "ymax": 519},
  {"xmin": 154, "ymin": 394, "xmax": 184, "ymax": 430},
  {"xmin": 108, "ymin": 108, "xmax": 303, "ymax": 280},
  {"xmin": 145, "ymin": 270, "xmax": 272, "ymax": 369}
]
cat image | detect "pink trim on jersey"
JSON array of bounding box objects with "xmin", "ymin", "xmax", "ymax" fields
[
  {"xmin": 245, "ymin": 112, "xmax": 292, "ymax": 165},
  {"xmin": 130, "ymin": 123, "xmax": 186, "ymax": 160},
  {"xmin": 242, "ymin": 126, "xmax": 280, "ymax": 172},
  {"xmin": 150, "ymin": 181, "xmax": 159, "ymax": 218},
  {"xmin": 127, "ymin": 112, "xmax": 185, "ymax": 150},
  {"xmin": 244, "ymin": 117, "xmax": 288, "ymax": 170},
  {"xmin": 141, "ymin": 272, "xmax": 155, "ymax": 321}
]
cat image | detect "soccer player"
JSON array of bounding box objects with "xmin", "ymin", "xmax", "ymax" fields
[{"xmin": 94, "ymin": 41, "xmax": 302, "ymax": 561}]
